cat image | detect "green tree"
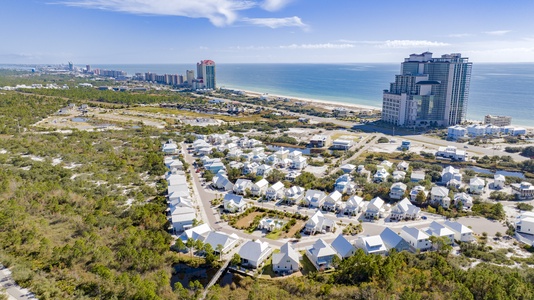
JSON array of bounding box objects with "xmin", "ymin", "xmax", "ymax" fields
[
  {"xmin": 230, "ymin": 253, "xmax": 241, "ymax": 266},
  {"xmin": 175, "ymin": 239, "xmax": 187, "ymax": 252}
]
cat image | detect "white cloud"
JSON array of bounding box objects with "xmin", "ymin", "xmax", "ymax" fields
[
  {"xmin": 261, "ymin": 0, "xmax": 293, "ymax": 11},
  {"xmin": 483, "ymin": 30, "xmax": 511, "ymax": 36},
  {"xmin": 242, "ymin": 16, "xmax": 307, "ymax": 29},
  {"xmin": 448, "ymin": 33, "xmax": 473, "ymax": 38},
  {"xmin": 378, "ymin": 40, "xmax": 450, "ymax": 48},
  {"xmin": 280, "ymin": 43, "xmax": 355, "ymax": 49},
  {"xmin": 59, "ymin": 0, "xmax": 293, "ymax": 27}
]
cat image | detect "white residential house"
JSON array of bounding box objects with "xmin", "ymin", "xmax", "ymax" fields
[
  {"xmin": 340, "ymin": 163, "xmax": 356, "ymax": 174},
  {"xmin": 410, "ymin": 186, "xmax": 428, "ymax": 203},
  {"xmin": 397, "ymin": 161, "xmax": 410, "ymax": 171},
  {"xmin": 355, "ymin": 235, "xmax": 388, "ymax": 255},
  {"xmin": 392, "ymin": 171, "xmax": 406, "ymax": 182},
  {"xmin": 256, "ymin": 164, "xmax": 273, "ymax": 177},
  {"xmin": 469, "ymin": 177, "xmax": 485, "ymax": 195},
  {"xmin": 170, "ymin": 206, "xmax": 196, "ymax": 233},
  {"xmin": 164, "ymin": 157, "xmax": 183, "ymax": 171},
  {"xmin": 291, "ymin": 155, "xmax": 308, "ymax": 170},
  {"xmin": 242, "ymin": 162, "xmax": 259, "ymax": 175},
  {"xmin": 233, "ymin": 179, "xmax": 252, "ymax": 195},
  {"xmin": 511, "ymin": 182, "xmax": 534, "ymax": 200},
  {"xmin": 389, "ymin": 198, "xmax": 420, "ymax": 220},
  {"xmin": 265, "ymin": 181, "xmax": 286, "ymax": 201},
  {"xmin": 275, "ymin": 147, "xmax": 290, "ymax": 160},
  {"xmin": 389, "ymin": 182, "xmax": 407, "ymax": 200},
  {"xmin": 454, "ymin": 192, "xmax": 473, "ymax": 210},
  {"xmin": 304, "ymin": 190, "xmax": 327, "ymax": 208},
  {"xmin": 305, "ymin": 239, "xmax": 338, "ymax": 270},
  {"xmin": 380, "ymin": 228, "xmax": 410, "ymax": 252},
  {"xmin": 516, "ymin": 217, "xmax": 534, "ymax": 235},
  {"xmin": 284, "ymin": 186, "xmax": 305, "ymax": 204},
  {"xmin": 373, "ymin": 168, "xmax": 390, "ymax": 183},
  {"xmin": 447, "ymin": 125, "xmax": 467, "ymax": 140},
  {"xmin": 400, "ymin": 226, "xmax": 432, "ymax": 252},
  {"xmin": 272, "ymin": 242, "xmax": 300, "ymax": 274},
  {"xmin": 344, "ymin": 195, "xmax": 365, "ymax": 216},
  {"xmin": 212, "ymin": 173, "xmax": 234, "ymax": 192},
  {"xmin": 162, "ymin": 139, "xmax": 179, "ymax": 155},
  {"xmin": 357, "ymin": 165, "xmax": 371, "ymax": 181},
  {"xmin": 365, "ymin": 197, "xmax": 388, "ymax": 219},
  {"xmin": 441, "ymin": 166, "xmax": 462, "ymax": 185},
  {"xmin": 322, "ymin": 191, "xmax": 343, "ymax": 212},
  {"xmin": 304, "ymin": 210, "xmax": 336, "ymax": 235},
  {"xmin": 250, "ymin": 179, "xmax": 269, "ymax": 196},
  {"xmin": 180, "ymin": 224, "xmax": 211, "ymax": 243},
  {"xmin": 425, "ymin": 221, "xmax": 455, "ymax": 245},
  {"xmin": 410, "ymin": 171, "xmax": 426, "ymax": 182},
  {"xmin": 285, "ymin": 171, "xmax": 300, "ymax": 182},
  {"xmin": 431, "ymin": 186, "xmax": 450, "ymax": 209},
  {"xmin": 331, "ymin": 234, "xmax": 355, "ymax": 258},
  {"xmin": 443, "ymin": 221, "xmax": 474, "ymax": 242},
  {"xmin": 332, "ymin": 139, "xmax": 353, "ymax": 150},
  {"xmin": 223, "ymin": 194, "xmax": 247, "ymax": 213},
  {"xmin": 258, "ymin": 218, "xmax": 285, "ymax": 232},
  {"xmin": 335, "ymin": 174, "xmax": 357, "ymax": 194},
  {"xmin": 203, "ymin": 231, "xmax": 240, "ymax": 254},
  {"xmin": 493, "ymin": 174, "xmax": 506, "ymax": 189},
  {"xmin": 380, "ymin": 160, "xmax": 394, "ymax": 169},
  {"xmin": 238, "ymin": 240, "xmax": 273, "ymax": 269},
  {"xmin": 227, "ymin": 148, "xmax": 243, "ymax": 159},
  {"xmin": 436, "ymin": 146, "xmax": 467, "ymax": 161}
]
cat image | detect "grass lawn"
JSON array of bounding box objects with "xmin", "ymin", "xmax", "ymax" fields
[
  {"xmin": 259, "ymin": 249, "xmax": 280, "ymax": 279},
  {"xmin": 234, "ymin": 212, "xmax": 264, "ymax": 229},
  {"xmin": 299, "ymin": 251, "xmax": 317, "ymax": 275},
  {"xmin": 265, "ymin": 230, "xmax": 282, "ymax": 240}
]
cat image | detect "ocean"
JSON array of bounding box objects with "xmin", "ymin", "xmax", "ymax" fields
[{"xmin": 4, "ymin": 63, "xmax": 534, "ymax": 127}]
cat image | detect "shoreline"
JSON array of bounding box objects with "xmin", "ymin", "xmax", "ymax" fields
[{"xmin": 231, "ymin": 88, "xmax": 382, "ymax": 112}]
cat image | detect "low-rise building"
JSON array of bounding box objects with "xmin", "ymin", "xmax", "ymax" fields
[
  {"xmin": 493, "ymin": 174, "xmax": 506, "ymax": 189},
  {"xmin": 443, "ymin": 221, "xmax": 474, "ymax": 242},
  {"xmin": 400, "ymin": 226, "xmax": 432, "ymax": 252},
  {"xmin": 212, "ymin": 172, "xmax": 234, "ymax": 191},
  {"xmin": 373, "ymin": 168, "xmax": 390, "ymax": 183},
  {"xmin": 340, "ymin": 163, "xmax": 357, "ymax": 173},
  {"xmin": 323, "ymin": 190, "xmax": 343, "ymax": 212},
  {"xmin": 380, "ymin": 228, "xmax": 410, "ymax": 252},
  {"xmin": 516, "ymin": 217, "xmax": 534, "ymax": 235},
  {"xmin": 204, "ymin": 231, "xmax": 240, "ymax": 254},
  {"xmin": 392, "ymin": 170, "xmax": 406, "ymax": 182},
  {"xmin": 431, "ymin": 186, "xmax": 450, "ymax": 209},
  {"xmin": 335, "ymin": 174, "xmax": 357, "ymax": 194},
  {"xmin": 365, "ymin": 197, "xmax": 388, "ymax": 219},
  {"xmin": 272, "ymin": 242, "xmax": 300, "ymax": 274},
  {"xmin": 238, "ymin": 240, "xmax": 273, "ymax": 269},
  {"xmin": 441, "ymin": 166, "xmax": 462, "ymax": 185},
  {"xmin": 306, "ymin": 239, "xmax": 338, "ymax": 270},
  {"xmin": 447, "ymin": 125, "xmax": 467, "ymax": 140},
  {"xmin": 223, "ymin": 194, "xmax": 247, "ymax": 213},
  {"xmin": 310, "ymin": 135, "xmax": 329, "ymax": 148},
  {"xmin": 410, "ymin": 185, "xmax": 428, "ymax": 203},
  {"xmin": 389, "ymin": 182, "xmax": 407, "ymax": 200},
  {"xmin": 265, "ymin": 181, "xmax": 285, "ymax": 201},
  {"xmin": 484, "ymin": 115, "xmax": 512, "ymax": 127},
  {"xmin": 304, "ymin": 190, "xmax": 327, "ymax": 208},
  {"xmin": 284, "ymin": 186, "xmax": 306, "ymax": 204},
  {"xmin": 250, "ymin": 179, "xmax": 269, "ymax": 196},
  {"xmin": 436, "ymin": 146, "xmax": 467, "ymax": 161},
  {"xmin": 332, "ymin": 139, "xmax": 353, "ymax": 150},
  {"xmin": 304, "ymin": 210, "xmax": 336, "ymax": 235},
  {"xmin": 331, "ymin": 234, "xmax": 355, "ymax": 259},
  {"xmin": 425, "ymin": 221, "xmax": 455, "ymax": 245},
  {"xmin": 389, "ymin": 198, "xmax": 420, "ymax": 220},
  {"xmin": 233, "ymin": 179, "xmax": 252, "ymax": 195},
  {"xmin": 162, "ymin": 139, "xmax": 179, "ymax": 155},
  {"xmin": 511, "ymin": 182, "xmax": 534, "ymax": 200},
  {"xmin": 410, "ymin": 170, "xmax": 426, "ymax": 182},
  {"xmin": 344, "ymin": 195, "xmax": 365, "ymax": 216},
  {"xmin": 469, "ymin": 177, "xmax": 485, "ymax": 195},
  {"xmin": 454, "ymin": 192, "xmax": 473, "ymax": 210},
  {"xmin": 355, "ymin": 235, "xmax": 387, "ymax": 255}
]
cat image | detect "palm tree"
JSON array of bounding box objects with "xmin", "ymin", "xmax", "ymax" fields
[{"xmin": 216, "ymin": 244, "xmax": 224, "ymax": 261}]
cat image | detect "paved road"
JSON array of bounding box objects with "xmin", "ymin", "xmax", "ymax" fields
[{"xmin": 0, "ymin": 266, "xmax": 36, "ymax": 300}]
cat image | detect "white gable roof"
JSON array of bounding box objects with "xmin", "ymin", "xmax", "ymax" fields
[{"xmin": 331, "ymin": 234, "xmax": 354, "ymax": 257}]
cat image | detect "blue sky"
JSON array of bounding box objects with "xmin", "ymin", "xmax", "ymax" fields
[{"xmin": 2, "ymin": 0, "xmax": 534, "ymax": 64}]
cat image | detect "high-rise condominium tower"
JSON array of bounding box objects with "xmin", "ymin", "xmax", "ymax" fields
[
  {"xmin": 381, "ymin": 52, "xmax": 472, "ymax": 127},
  {"xmin": 196, "ymin": 60, "xmax": 216, "ymax": 89}
]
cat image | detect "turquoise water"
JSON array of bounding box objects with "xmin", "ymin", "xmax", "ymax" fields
[{"xmin": 4, "ymin": 63, "xmax": 533, "ymax": 126}]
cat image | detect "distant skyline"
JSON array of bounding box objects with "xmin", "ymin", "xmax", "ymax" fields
[{"xmin": 2, "ymin": 0, "xmax": 534, "ymax": 64}]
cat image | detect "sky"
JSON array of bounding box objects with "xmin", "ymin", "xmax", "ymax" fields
[{"xmin": 2, "ymin": 0, "xmax": 534, "ymax": 64}]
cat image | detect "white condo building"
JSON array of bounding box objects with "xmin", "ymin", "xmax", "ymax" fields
[{"xmin": 381, "ymin": 52, "xmax": 472, "ymax": 127}]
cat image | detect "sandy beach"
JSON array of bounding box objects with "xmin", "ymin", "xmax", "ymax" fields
[{"xmin": 238, "ymin": 89, "xmax": 382, "ymax": 112}]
